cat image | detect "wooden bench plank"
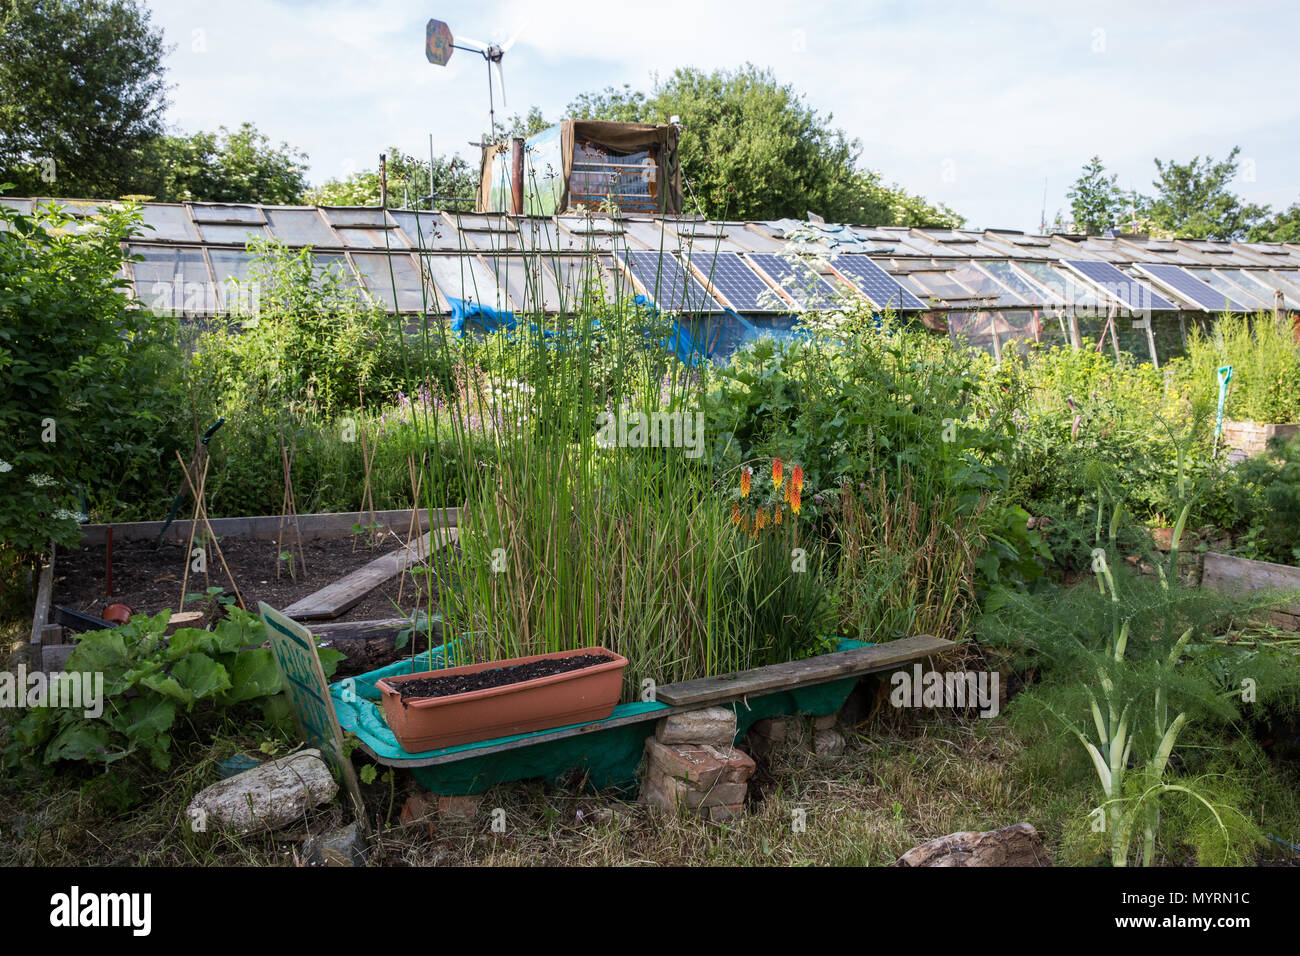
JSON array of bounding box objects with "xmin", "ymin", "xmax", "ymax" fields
[
  {"xmin": 654, "ymin": 634, "xmax": 955, "ymax": 707},
  {"xmin": 284, "ymin": 527, "xmax": 458, "ymax": 621}
]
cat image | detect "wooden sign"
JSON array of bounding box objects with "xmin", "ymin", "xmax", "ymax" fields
[
  {"xmin": 260, "ymin": 602, "xmax": 368, "ymax": 832},
  {"xmin": 426, "ymin": 19, "xmax": 454, "ymax": 66}
]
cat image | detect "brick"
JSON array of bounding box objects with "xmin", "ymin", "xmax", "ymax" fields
[
  {"xmin": 812, "ymin": 713, "xmax": 839, "ymax": 731},
  {"xmin": 645, "ymin": 739, "xmax": 754, "ymax": 789},
  {"xmin": 750, "ymin": 717, "xmax": 787, "ymax": 742},
  {"xmin": 436, "ymin": 794, "xmax": 483, "ymax": 821},
  {"xmin": 682, "ymin": 781, "xmax": 749, "ymax": 809},
  {"xmin": 639, "ymin": 770, "xmax": 687, "ymax": 811},
  {"xmin": 655, "ymin": 706, "xmax": 736, "ymax": 747}
]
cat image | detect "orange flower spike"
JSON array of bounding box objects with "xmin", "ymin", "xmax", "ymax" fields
[
  {"xmin": 772, "ymin": 457, "xmax": 784, "ymax": 491},
  {"xmin": 773, "ymin": 504, "xmax": 783, "ymax": 526},
  {"xmin": 791, "ymin": 464, "xmax": 804, "ymax": 495},
  {"xmin": 756, "ymin": 507, "xmax": 767, "ymax": 530},
  {"xmin": 740, "ymin": 466, "xmax": 752, "ymax": 499},
  {"xmin": 740, "ymin": 511, "xmax": 750, "ymax": 532},
  {"xmin": 783, "ymin": 480, "xmax": 792, "ymax": 504},
  {"xmin": 731, "ymin": 502, "xmax": 741, "ymax": 526},
  {"xmin": 790, "ymin": 486, "xmax": 802, "ymax": 516}
]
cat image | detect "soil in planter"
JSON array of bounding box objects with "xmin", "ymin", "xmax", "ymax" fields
[
  {"xmin": 396, "ymin": 653, "xmax": 614, "ymax": 704},
  {"xmin": 56, "ymin": 535, "xmax": 437, "ymax": 624}
]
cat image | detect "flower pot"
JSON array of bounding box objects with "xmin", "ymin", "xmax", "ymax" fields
[{"xmin": 376, "ymin": 647, "xmax": 628, "ymax": 752}]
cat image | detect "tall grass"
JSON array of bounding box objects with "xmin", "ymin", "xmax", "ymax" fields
[{"xmin": 1180, "ymin": 311, "xmax": 1300, "ymax": 423}]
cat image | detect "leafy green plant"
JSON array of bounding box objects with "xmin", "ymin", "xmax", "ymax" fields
[
  {"xmin": 3, "ymin": 607, "xmax": 343, "ymax": 771},
  {"xmin": 1225, "ymin": 436, "xmax": 1300, "ymax": 565}
]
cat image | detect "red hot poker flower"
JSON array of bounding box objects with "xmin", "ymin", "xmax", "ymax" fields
[
  {"xmin": 740, "ymin": 466, "xmax": 752, "ymax": 498},
  {"xmin": 772, "ymin": 458, "xmax": 784, "ymax": 491},
  {"xmin": 791, "ymin": 464, "xmax": 804, "ymax": 494}
]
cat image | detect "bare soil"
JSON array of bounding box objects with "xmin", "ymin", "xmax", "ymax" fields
[
  {"xmin": 391, "ymin": 653, "xmax": 616, "ymax": 702},
  {"xmin": 55, "ymin": 533, "xmax": 432, "ymax": 625}
]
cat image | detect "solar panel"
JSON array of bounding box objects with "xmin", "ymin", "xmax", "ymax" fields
[
  {"xmin": 691, "ymin": 251, "xmax": 785, "ymax": 311},
  {"xmin": 830, "ymin": 255, "xmax": 927, "ymax": 311},
  {"xmin": 618, "ymin": 251, "xmax": 721, "ymax": 312},
  {"xmin": 747, "ymin": 253, "xmax": 840, "ymax": 310},
  {"xmin": 1061, "ymin": 260, "xmax": 1178, "ymax": 312},
  {"xmin": 1135, "ymin": 264, "xmax": 1252, "ymax": 312}
]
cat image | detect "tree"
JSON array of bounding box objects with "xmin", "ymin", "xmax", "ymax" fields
[
  {"xmin": 565, "ymin": 66, "xmax": 961, "ymax": 227},
  {"xmin": 0, "ymin": 0, "xmax": 169, "ymax": 198},
  {"xmin": 503, "ymin": 107, "xmax": 552, "ymax": 140},
  {"xmin": 305, "ymin": 148, "xmax": 478, "ymax": 210},
  {"xmin": 1146, "ymin": 146, "xmax": 1269, "ymax": 240},
  {"xmin": 136, "ymin": 123, "xmax": 309, "ymax": 204},
  {"xmin": 1249, "ymin": 203, "xmax": 1300, "ymax": 243},
  {"xmin": 1067, "ymin": 156, "xmax": 1127, "ymax": 234}
]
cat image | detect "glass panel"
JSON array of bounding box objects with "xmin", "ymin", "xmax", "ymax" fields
[
  {"xmin": 484, "ymin": 255, "xmax": 560, "ymax": 313},
  {"xmin": 1187, "ymin": 268, "xmax": 1269, "ymax": 310},
  {"xmin": 312, "ymin": 252, "xmax": 358, "ymax": 286},
  {"xmin": 909, "ymin": 271, "xmax": 977, "ymax": 302},
  {"xmin": 980, "ymin": 261, "xmax": 1049, "ymax": 305},
  {"xmin": 423, "ymin": 255, "xmax": 509, "ymax": 312},
  {"xmin": 350, "ymin": 252, "xmax": 429, "ymax": 312},
  {"xmin": 139, "ymin": 204, "xmax": 198, "ymax": 241},
  {"xmin": 189, "ymin": 204, "xmax": 264, "ymax": 223},
  {"xmin": 516, "ymin": 218, "xmax": 560, "ymax": 252},
  {"xmin": 946, "ymin": 311, "xmax": 997, "ymax": 356},
  {"xmin": 392, "ymin": 211, "xmax": 461, "ymax": 250},
  {"xmin": 950, "ymin": 263, "xmax": 1026, "ymax": 306},
  {"xmin": 128, "ymin": 247, "xmax": 214, "ymax": 312},
  {"xmin": 550, "ymin": 255, "xmax": 622, "ymax": 307},
  {"xmin": 1017, "ymin": 261, "xmax": 1103, "ymax": 310},
  {"xmin": 334, "ymin": 226, "xmax": 408, "ymax": 249},
  {"xmin": 207, "ymin": 249, "xmax": 258, "ymax": 311},
  {"xmin": 1211, "ymin": 269, "xmax": 1277, "ymax": 309},
  {"xmin": 0, "ymin": 198, "xmax": 33, "ymax": 215},
  {"xmin": 198, "ymin": 223, "xmax": 267, "ymax": 245},
  {"xmin": 324, "ymin": 208, "xmax": 389, "ymax": 227},
  {"xmin": 461, "ymin": 229, "xmax": 522, "ymax": 252},
  {"xmin": 266, "ymin": 208, "xmax": 336, "ymax": 246},
  {"xmin": 1245, "ymin": 270, "xmax": 1300, "ymax": 309}
]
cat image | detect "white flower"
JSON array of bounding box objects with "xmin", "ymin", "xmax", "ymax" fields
[
  {"xmin": 27, "ymin": 473, "xmax": 57, "ymax": 487},
  {"xmin": 51, "ymin": 509, "xmax": 87, "ymax": 523},
  {"xmin": 0, "ymin": 460, "xmax": 11, "ymax": 473}
]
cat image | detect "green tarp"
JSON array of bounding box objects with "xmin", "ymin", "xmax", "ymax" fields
[{"xmin": 329, "ymin": 640, "xmax": 867, "ymax": 795}]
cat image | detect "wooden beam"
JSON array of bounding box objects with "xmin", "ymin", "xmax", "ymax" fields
[
  {"xmin": 654, "ymin": 634, "xmax": 955, "ymax": 707},
  {"xmin": 1202, "ymin": 552, "xmax": 1300, "ymax": 627},
  {"xmin": 284, "ymin": 527, "xmax": 458, "ymax": 621}
]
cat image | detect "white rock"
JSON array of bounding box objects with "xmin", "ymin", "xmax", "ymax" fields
[{"xmin": 187, "ymin": 748, "xmax": 338, "ymax": 834}]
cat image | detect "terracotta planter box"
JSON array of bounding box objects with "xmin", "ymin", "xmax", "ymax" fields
[{"xmin": 377, "ymin": 647, "xmax": 628, "ymax": 752}]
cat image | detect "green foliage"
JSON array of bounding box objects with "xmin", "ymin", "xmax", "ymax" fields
[
  {"xmin": 1226, "ymin": 437, "xmax": 1300, "ymax": 564},
  {"xmin": 1147, "ymin": 146, "xmax": 1269, "ymax": 240},
  {"xmin": 0, "ymin": 0, "xmax": 168, "ymax": 198},
  {"xmin": 1, "ymin": 606, "xmax": 343, "ymax": 771},
  {"xmin": 0, "ymin": 198, "xmax": 183, "ymax": 580},
  {"xmin": 566, "ymin": 66, "xmax": 961, "ymax": 227},
  {"xmin": 1067, "ymin": 156, "xmax": 1128, "ymax": 235},
  {"xmin": 305, "ymin": 148, "xmax": 477, "ymax": 211},
  {"xmin": 1176, "ymin": 312, "xmax": 1300, "ymax": 424},
  {"xmin": 1249, "ymin": 203, "xmax": 1300, "ymax": 243},
  {"xmin": 136, "ymin": 122, "xmax": 309, "ymax": 204}
]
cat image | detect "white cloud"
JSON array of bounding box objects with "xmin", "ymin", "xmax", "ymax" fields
[{"xmin": 146, "ymin": 0, "xmax": 1300, "ymax": 229}]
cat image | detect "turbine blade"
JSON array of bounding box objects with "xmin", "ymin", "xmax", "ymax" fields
[
  {"xmin": 502, "ymin": 20, "xmax": 529, "ymax": 52},
  {"xmin": 495, "ymin": 60, "xmax": 507, "ymax": 107}
]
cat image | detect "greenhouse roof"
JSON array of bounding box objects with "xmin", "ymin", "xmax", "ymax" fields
[{"xmin": 5, "ymin": 196, "xmax": 1300, "ymax": 323}]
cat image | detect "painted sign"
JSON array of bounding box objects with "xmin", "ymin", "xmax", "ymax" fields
[
  {"xmin": 260, "ymin": 602, "xmax": 367, "ymax": 828},
  {"xmin": 426, "ymin": 19, "xmax": 454, "ymax": 66}
]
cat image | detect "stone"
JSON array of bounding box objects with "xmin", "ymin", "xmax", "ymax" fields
[
  {"xmin": 655, "ymin": 706, "xmax": 736, "ymax": 747},
  {"xmin": 186, "ymin": 748, "xmax": 337, "ymax": 834},
  {"xmin": 644, "ymin": 739, "xmax": 755, "ymax": 789},
  {"xmin": 681, "ymin": 781, "xmax": 749, "ymax": 809},
  {"xmin": 400, "ymin": 793, "xmax": 436, "ymax": 831},
  {"xmin": 813, "ymin": 728, "xmax": 846, "ymax": 757},
  {"xmin": 750, "ymin": 717, "xmax": 787, "ymax": 742},
  {"xmin": 893, "ymin": 823, "xmax": 1051, "ymax": 867},
  {"xmin": 303, "ymin": 822, "xmax": 367, "ymax": 867},
  {"xmin": 436, "ymin": 793, "xmax": 483, "ymax": 821},
  {"xmin": 638, "ymin": 771, "xmax": 687, "ymax": 812},
  {"xmin": 812, "ymin": 713, "xmax": 838, "ymax": 731}
]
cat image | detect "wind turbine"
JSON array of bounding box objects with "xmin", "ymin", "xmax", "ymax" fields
[{"xmin": 426, "ymin": 18, "xmax": 527, "ymax": 144}]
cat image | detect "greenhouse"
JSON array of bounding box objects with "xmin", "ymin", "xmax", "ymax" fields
[{"xmin": 4, "ymin": 195, "xmax": 1299, "ymax": 366}]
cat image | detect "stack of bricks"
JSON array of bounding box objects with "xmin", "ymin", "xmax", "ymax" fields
[{"xmin": 639, "ymin": 706, "xmax": 756, "ymax": 821}]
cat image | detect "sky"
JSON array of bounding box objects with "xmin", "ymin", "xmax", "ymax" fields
[{"xmin": 144, "ymin": 0, "xmax": 1300, "ymax": 232}]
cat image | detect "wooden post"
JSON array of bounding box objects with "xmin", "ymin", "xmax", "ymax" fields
[
  {"xmin": 511, "ymin": 137, "xmax": 525, "ymax": 215},
  {"xmin": 379, "ymin": 153, "xmax": 388, "ymax": 209}
]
